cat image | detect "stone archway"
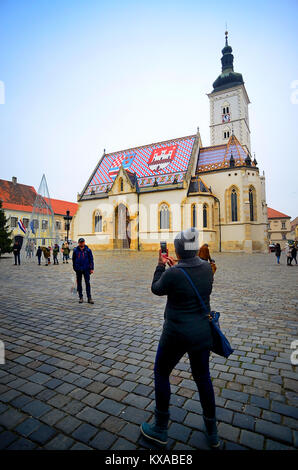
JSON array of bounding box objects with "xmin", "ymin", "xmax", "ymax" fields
[{"xmin": 114, "ymin": 203, "xmax": 131, "ymax": 249}]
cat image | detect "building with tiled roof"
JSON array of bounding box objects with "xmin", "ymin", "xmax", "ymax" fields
[
  {"xmin": 73, "ymin": 32, "xmax": 268, "ymax": 253},
  {"xmin": 0, "ymin": 177, "xmax": 78, "ymax": 244},
  {"xmin": 267, "ymin": 207, "xmax": 292, "ymax": 249}
]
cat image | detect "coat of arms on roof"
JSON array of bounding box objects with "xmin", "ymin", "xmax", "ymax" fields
[
  {"xmin": 147, "ymin": 144, "xmax": 177, "ymax": 173},
  {"xmin": 108, "ymin": 152, "xmax": 136, "ymax": 179}
]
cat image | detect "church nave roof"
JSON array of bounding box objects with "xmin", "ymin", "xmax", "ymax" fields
[{"xmin": 81, "ymin": 134, "xmax": 197, "ymax": 198}]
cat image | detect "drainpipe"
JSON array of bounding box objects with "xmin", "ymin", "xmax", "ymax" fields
[
  {"xmin": 137, "ymin": 190, "xmax": 140, "ymax": 251},
  {"xmin": 214, "ymin": 197, "xmax": 221, "ymax": 252}
]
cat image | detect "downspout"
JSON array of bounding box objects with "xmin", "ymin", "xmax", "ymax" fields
[
  {"xmin": 214, "ymin": 197, "xmax": 221, "ymax": 252},
  {"xmin": 136, "ymin": 176, "xmax": 140, "ymax": 251},
  {"xmin": 137, "ymin": 190, "xmax": 140, "ymax": 251}
]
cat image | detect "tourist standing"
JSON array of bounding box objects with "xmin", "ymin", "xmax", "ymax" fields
[
  {"xmin": 275, "ymin": 243, "xmax": 281, "ymax": 264},
  {"xmin": 286, "ymin": 245, "xmax": 292, "ymax": 266},
  {"xmin": 72, "ymin": 238, "xmax": 94, "ymax": 304},
  {"xmin": 12, "ymin": 241, "xmax": 21, "ymax": 265},
  {"xmin": 62, "ymin": 242, "xmax": 70, "ymax": 264},
  {"xmin": 43, "ymin": 246, "xmax": 50, "ymax": 265},
  {"xmin": 36, "ymin": 246, "xmax": 42, "ymax": 265},
  {"xmin": 291, "ymin": 244, "xmax": 297, "ymax": 265},
  {"xmin": 140, "ymin": 228, "xmax": 219, "ymax": 448},
  {"xmin": 53, "ymin": 244, "xmax": 59, "ymax": 265},
  {"xmin": 198, "ymin": 243, "xmax": 212, "ymax": 262}
]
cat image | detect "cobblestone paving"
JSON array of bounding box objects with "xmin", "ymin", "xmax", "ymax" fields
[{"xmin": 0, "ymin": 251, "xmax": 297, "ymax": 451}]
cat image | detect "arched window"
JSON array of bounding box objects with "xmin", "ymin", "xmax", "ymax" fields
[
  {"xmin": 249, "ymin": 186, "xmax": 256, "ymax": 221},
  {"xmin": 222, "ymin": 103, "xmax": 230, "ymax": 115},
  {"xmin": 159, "ymin": 203, "xmax": 170, "ymax": 230},
  {"xmin": 119, "ymin": 178, "xmax": 124, "ymax": 192},
  {"xmin": 203, "ymin": 204, "xmax": 208, "ymax": 228},
  {"xmin": 191, "ymin": 204, "xmax": 197, "ymax": 227},
  {"xmin": 231, "ymin": 189, "xmax": 238, "ymax": 222},
  {"xmin": 223, "ymin": 127, "xmax": 230, "ymax": 139},
  {"xmin": 94, "ymin": 211, "xmax": 102, "ymax": 232}
]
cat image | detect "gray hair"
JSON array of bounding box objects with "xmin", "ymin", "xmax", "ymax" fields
[{"xmin": 174, "ymin": 227, "xmax": 200, "ymax": 259}]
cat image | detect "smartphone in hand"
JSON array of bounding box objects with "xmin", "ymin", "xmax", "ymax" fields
[{"xmin": 160, "ymin": 241, "xmax": 167, "ymax": 255}]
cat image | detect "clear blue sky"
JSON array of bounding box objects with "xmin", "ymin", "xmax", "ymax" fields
[{"xmin": 1, "ymin": 0, "xmax": 297, "ymax": 217}]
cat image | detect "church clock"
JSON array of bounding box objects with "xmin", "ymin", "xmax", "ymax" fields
[{"xmin": 222, "ymin": 113, "xmax": 230, "ymax": 123}]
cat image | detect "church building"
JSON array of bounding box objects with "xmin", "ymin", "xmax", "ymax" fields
[{"xmin": 73, "ymin": 32, "xmax": 268, "ymax": 253}]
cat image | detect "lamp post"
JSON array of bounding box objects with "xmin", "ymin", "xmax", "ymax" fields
[{"xmin": 63, "ymin": 210, "xmax": 73, "ymax": 243}]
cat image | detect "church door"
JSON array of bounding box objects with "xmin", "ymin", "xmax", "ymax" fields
[{"xmin": 114, "ymin": 204, "xmax": 131, "ymax": 249}]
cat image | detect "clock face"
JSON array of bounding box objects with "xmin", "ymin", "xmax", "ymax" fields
[{"xmin": 222, "ymin": 113, "xmax": 230, "ymax": 123}]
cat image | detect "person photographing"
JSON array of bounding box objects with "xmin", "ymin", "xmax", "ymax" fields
[
  {"xmin": 140, "ymin": 228, "xmax": 219, "ymax": 448},
  {"xmin": 72, "ymin": 238, "xmax": 94, "ymax": 304}
]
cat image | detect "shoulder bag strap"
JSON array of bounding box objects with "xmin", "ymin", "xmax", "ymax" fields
[{"xmin": 176, "ymin": 266, "xmax": 210, "ymax": 314}]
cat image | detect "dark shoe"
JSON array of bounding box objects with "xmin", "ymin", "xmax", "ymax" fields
[
  {"xmin": 140, "ymin": 408, "xmax": 169, "ymax": 446},
  {"xmin": 79, "ymin": 298, "xmax": 83, "ymax": 303},
  {"xmin": 203, "ymin": 415, "xmax": 220, "ymax": 448},
  {"xmin": 88, "ymin": 298, "xmax": 94, "ymax": 304}
]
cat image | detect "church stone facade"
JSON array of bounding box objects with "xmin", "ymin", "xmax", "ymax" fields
[{"xmin": 73, "ymin": 33, "xmax": 268, "ymax": 253}]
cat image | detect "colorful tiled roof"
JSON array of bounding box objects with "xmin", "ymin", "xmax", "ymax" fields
[
  {"xmin": 83, "ymin": 135, "xmax": 196, "ymax": 197},
  {"xmin": 196, "ymin": 135, "xmax": 254, "ymax": 173},
  {"xmin": 267, "ymin": 207, "xmax": 291, "ymax": 219}
]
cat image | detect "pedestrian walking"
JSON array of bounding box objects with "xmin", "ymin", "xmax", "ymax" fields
[
  {"xmin": 275, "ymin": 243, "xmax": 281, "ymax": 264},
  {"xmin": 53, "ymin": 244, "xmax": 59, "ymax": 265},
  {"xmin": 291, "ymin": 244, "xmax": 297, "ymax": 265},
  {"xmin": 62, "ymin": 242, "xmax": 70, "ymax": 263},
  {"xmin": 140, "ymin": 228, "xmax": 219, "ymax": 448},
  {"xmin": 72, "ymin": 238, "xmax": 94, "ymax": 304},
  {"xmin": 36, "ymin": 246, "xmax": 42, "ymax": 265},
  {"xmin": 286, "ymin": 245, "xmax": 292, "ymax": 266},
  {"xmin": 12, "ymin": 241, "xmax": 21, "ymax": 265}
]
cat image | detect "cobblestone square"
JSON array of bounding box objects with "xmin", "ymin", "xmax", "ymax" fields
[{"xmin": 0, "ymin": 251, "xmax": 297, "ymax": 450}]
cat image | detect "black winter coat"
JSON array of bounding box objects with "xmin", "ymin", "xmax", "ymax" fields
[{"xmin": 151, "ymin": 257, "xmax": 213, "ymax": 352}]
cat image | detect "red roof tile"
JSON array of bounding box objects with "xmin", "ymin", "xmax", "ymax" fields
[
  {"xmin": 0, "ymin": 179, "xmax": 36, "ymax": 206},
  {"xmin": 0, "ymin": 179, "xmax": 78, "ymax": 216},
  {"xmin": 267, "ymin": 207, "xmax": 291, "ymax": 219},
  {"xmin": 46, "ymin": 198, "xmax": 78, "ymax": 216}
]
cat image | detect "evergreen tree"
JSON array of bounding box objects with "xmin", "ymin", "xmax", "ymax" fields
[{"xmin": 0, "ymin": 200, "xmax": 13, "ymax": 256}]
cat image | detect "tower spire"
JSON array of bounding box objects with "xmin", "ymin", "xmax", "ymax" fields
[{"xmin": 211, "ymin": 31, "xmax": 244, "ymax": 93}]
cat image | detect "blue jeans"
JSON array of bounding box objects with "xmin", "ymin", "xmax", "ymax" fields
[
  {"xmin": 276, "ymin": 256, "xmax": 280, "ymax": 264},
  {"xmin": 154, "ymin": 343, "xmax": 216, "ymax": 418}
]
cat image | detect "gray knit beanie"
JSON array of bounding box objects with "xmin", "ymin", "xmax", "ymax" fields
[{"xmin": 174, "ymin": 227, "xmax": 200, "ymax": 259}]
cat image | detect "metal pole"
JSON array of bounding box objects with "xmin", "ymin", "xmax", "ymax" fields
[{"xmin": 214, "ymin": 197, "xmax": 222, "ymax": 252}]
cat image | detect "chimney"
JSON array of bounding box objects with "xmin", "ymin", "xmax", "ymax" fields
[{"xmin": 12, "ymin": 176, "xmax": 17, "ymax": 185}]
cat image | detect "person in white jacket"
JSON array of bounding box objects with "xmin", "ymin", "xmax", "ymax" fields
[{"xmin": 286, "ymin": 245, "xmax": 293, "ymax": 266}]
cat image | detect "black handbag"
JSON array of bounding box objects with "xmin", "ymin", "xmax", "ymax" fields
[{"xmin": 177, "ymin": 267, "xmax": 234, "ymax": 358}]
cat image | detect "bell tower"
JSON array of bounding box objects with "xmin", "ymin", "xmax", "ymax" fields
[{"xmin": 208, "ymin": 32, "xmax": 251, "ymax": 153}]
